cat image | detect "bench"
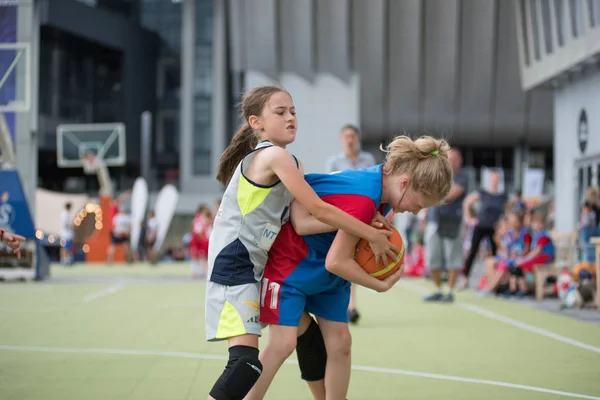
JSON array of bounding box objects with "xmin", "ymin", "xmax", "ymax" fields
[
  {"xmin": 593, "ymin": 237, "xmax": 600, "ymax": 309},
  {"xmin": 533, "ymin": 230, "xmax": 577, "ymax": 302}
]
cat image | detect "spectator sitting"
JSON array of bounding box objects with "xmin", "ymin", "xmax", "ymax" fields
[
  {"xmin": 504, "ymin": 212, "xmax": 554, "ymax": 297},
  {"xmin": 479, "ymin": 210, "xmax": 532, "ymax": 296},
  {"xmin": 579, "ymin": 187, "xmax": 600, "ymax": 262}
]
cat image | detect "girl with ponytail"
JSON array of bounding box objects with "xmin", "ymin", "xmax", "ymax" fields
[{"xmin": 206, "ymin": 85, "xmax": 398, "ymax": 400}]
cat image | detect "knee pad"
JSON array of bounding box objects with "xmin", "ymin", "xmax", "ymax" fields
[
  {"xmin": 209, "ymin": 346, "xmax": 262, "ymax": 400},
  {"xmin": 296, "ymin": 317, "xmax": 327, "ymax": 382}
]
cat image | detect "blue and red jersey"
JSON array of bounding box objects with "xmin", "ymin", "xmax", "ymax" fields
[
  {"xmin": 509, "ymin": 227, "xmax": 532, "ymax": 258},
  {"xmin": 260, "ymin": 165, "xmax": 387, "ymax": 326},
  {"xmin": 266, "ymin": 165, "xmax": 384, "ymax": 278},
  {"xmin": 532, "ymin": 229, "xmax": 554, "ymax": 258},
  {"xmin": 514, "ymin": 229, "xmax": 554, "ymax": 272}
]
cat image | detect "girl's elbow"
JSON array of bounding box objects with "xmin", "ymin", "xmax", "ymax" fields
[
  {"xmin": 292, "ymin": 223, "xmax": 309, "ymax": 236},
  {"xmin": 325, "ymin": 258, "xmax": 340, "ymax": 273}
]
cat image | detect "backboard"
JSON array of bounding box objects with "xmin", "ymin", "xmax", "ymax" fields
[
  {"xmin": 56, "ymin": 123, "xmax": 126, "ymax": 168},
  {"xmin": 0, "ymin": 43, "xmax": 31, "ymax": 113}
]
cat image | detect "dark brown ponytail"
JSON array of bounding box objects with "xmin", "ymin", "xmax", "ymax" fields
[{"xmin": 216, "ymin": 123, "xmax": 258, "ymax": 186}]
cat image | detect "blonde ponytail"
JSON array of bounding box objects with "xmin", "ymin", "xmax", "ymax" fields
[{"xmin": 381, "ymin": 135, "xmax": 452, "ymax": 202}]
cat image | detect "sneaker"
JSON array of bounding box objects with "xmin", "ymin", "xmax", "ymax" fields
[
  {"xmin": 348, "ymin": 308, "xmax": 360, "ymax": 324},
  {"xmin": 441, "ymin": 293, "xmax": 455, "ymax": 303},
  {"xmin": 514, "ymin": 290, "xmax": 528, "ymax": 298},
  {"xmin": 424, "ymin": 292, "xmax": 444, "ymax": 302},
  {"xmin": 478, "ymin": 288, "xmax": 494, "ymax": 297}
]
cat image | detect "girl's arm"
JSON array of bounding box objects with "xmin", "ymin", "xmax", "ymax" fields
[
  {"xmin": 291, "ymin": 201, "xmax": 393, "ymax": 236},
  {"xmin": 325, "ymin": 229, "xmax": 403, "ymax": 292},
  {"xmin": 463, "ymin": 192, "xmax": 480, "ymax": 224},
  {"xmin": 290, "ymin": 200, "xmax": 336, "ymax": 236},
  {"xmin": 266, "ymin": 148, "xmax": 397, "ymax": 265},
  {"xmin": 516, "ymin": 246, "xmax": 541, "ymax": 265}
]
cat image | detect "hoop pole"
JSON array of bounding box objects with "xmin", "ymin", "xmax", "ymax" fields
[
  {"xmin": 0, "ymin": 112, "xmax": 16, "ymax": 167},
  {"xmin": 96, "ymin": 161, "xmax": 113, "ymax": 197}
]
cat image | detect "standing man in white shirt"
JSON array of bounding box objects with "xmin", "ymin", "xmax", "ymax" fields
[
  {"xmin": 324, "ymin": 124, "xmax": 376, "ymax": 325},
  {"xmin": 107, "ymin": 205, "xmax": 132, "ymax": 264},
  {"xmin": 325, "ymin": 124, "xmax": 376, "ymax": 173},
  {"xmin": 60, "ymin": 202, "xmax": 74, "ymax": 266}
]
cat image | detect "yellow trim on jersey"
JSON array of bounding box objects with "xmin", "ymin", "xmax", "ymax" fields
[
  {"xmin": 237, "ymin": 175, "xmax": 272, "ymax": 216},
  {"xmin": 215, "ymin": 301, "xmax": 246, "ymax": 339},
  {"xmin": 370, "ymin": 242, "xmax": 405, "ymax": 278}
]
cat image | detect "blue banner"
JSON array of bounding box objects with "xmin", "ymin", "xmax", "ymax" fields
[
  {"xmin": 0, "ymin": 5, "xmax": 17, "ymax": 144},
  {"xmin": 0, "ymin": 169, "xmax": 35, "ymax": 239}
]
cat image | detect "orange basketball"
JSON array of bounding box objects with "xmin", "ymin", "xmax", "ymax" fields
[{"xmin": 354, "ymin": 228, "xmax": 405, "ymax": 280}]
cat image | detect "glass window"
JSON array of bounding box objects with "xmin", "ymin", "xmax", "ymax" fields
[
  {"xmin": 578, "ymin": 166, "xmax": 585, "ymax": 203},
  {"xmin": 471, "ymin": 148, "xmax": 496, "ymax": 169},
  {"xmin": 138, "ymin": 0, "xmax": 182, "ymax": 180},
  {"xmin": 592, "ymin": 0, "xmax": 600, "ymax": 27},
  {"xmin": 530, "ymin": 0, "xmax": 542, "ymax": 60},
  {"xmin": 38, "ymin": 35, "xmax": 52, "ymax": 115},
  {"xmin": 193, "ymin": 97, "xmax": 212, "ymax": 175},
  {"xmin": 162, "ymin": 115, "xmax": 179, "ymax": 153},
  {"xmin": 540, "ymin": 0, "xmax": 553, "ymax": 53},
  {"xmin": 192, "ymin": 0, "xmax": 213, "ymax": 175},
  {"xmin": 554, "ymin": 0, "xmax": 565, "ymax": 46}
]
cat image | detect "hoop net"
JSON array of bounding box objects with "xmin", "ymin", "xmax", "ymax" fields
[{"xmin": 81, "ymin": 154, "xmax": 99, "ymax": 175}]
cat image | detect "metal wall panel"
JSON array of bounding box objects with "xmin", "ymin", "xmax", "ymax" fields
[
  {"xmin": 242, "ymin": 0, "xmax": 278, "ymax": 78},
  {"xmin": 226, "ymin": 0, "xmax": 554, "ymax": 146},
  {"xmin": 387, "ymin": 0, "xmax": 422, "ymax": 133},
  {"xmin": 352, "ymin": 0, "xmax": 387, "ymax": 135},
  {"xmin": 422, "ymin": 0, "xmax": 461, "ymax": 133},
  {"xmin": 493, "ymin": 0, "xmax": 528, "ymax": 145},
  {"xmin": 278, "ymin": 0, "xmax": 314, "ymax": 80},
  {"xmin": 457, "ymin": 0, "xmax": 496, "ymax": 144},
  {"xmin": 315, "ymin": 0, "xmax": 351, "ymax": 80}
]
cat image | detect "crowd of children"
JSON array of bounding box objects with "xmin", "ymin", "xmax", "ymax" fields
[{"xmin": 478, "ymin": 207, "xmax": 555, "ymax": 297}]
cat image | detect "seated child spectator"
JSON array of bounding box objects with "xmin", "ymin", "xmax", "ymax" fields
[
  {"xmin": 480, "ymin": 215, "xmax": 509, "ymax": 288},
  {"xmin": 479, "ymin": 210, "xmax": 531, "ymax": 296},
  {"xmin": 504, "ymin": 212, "xmax": 554, "ymax": 297}
]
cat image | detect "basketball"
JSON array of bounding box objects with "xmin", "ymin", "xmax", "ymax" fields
[{"xmin": 354, "ymin": 228, "xmax": 405, "ymax": 280}]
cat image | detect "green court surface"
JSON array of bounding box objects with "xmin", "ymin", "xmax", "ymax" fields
[{"xmin": 1, "ymin": 264, "xmax": 599, "ymax": 400}]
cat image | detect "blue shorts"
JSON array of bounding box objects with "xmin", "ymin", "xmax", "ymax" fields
[{"xmin": 260, "ymin": 247, "xmax": 351, "ymax": 327}]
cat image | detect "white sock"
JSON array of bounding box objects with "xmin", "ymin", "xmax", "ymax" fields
[{"xmin": 191, "ymin": 260, "xmax": 201, "ymax": 274}]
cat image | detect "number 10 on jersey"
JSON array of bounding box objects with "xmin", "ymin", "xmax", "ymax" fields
[{"xmin": 260, "ymin": 278, "xmax": 280, "ymax": 309}]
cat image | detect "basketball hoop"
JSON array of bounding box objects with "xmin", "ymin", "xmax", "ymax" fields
[{"xmin": 81, "ymin": 154, "xmax": 99, "ymax": 175}]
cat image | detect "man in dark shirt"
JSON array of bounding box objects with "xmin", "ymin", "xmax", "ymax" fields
[
  {"xmin": 462, "ymin": 169, "xmax": 508, "ymax": 280},
  {"xmin": 424, "ymin": 149, "xmax": 468, "ymax": 303}
]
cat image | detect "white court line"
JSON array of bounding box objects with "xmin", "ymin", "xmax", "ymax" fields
[
  {"xmin": 0, "ymin": 345, "xmax": 598, "ymax": 400},
  {"xmin": 83, "ymin": 282, "xmax": 124, "ymax": 302},
  {"xmin": 0, "ymin": 302, "xmax": 203, "ymax": 314},
  {"xmin": 399, "ymin": 280, "xmax": 600, "ymax": 354}
]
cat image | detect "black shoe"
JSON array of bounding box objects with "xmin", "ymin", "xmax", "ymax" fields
[
  {"xmin": 441, "ymin": 293, "xmax": 455, "ymax": 303},
  {"xmin": 348, "ymin": 308, "xmax": 360, "ymax": 324},
  {"xmin": 424, "ymin": 292, "xmax": 444, "ymax": 302}
]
